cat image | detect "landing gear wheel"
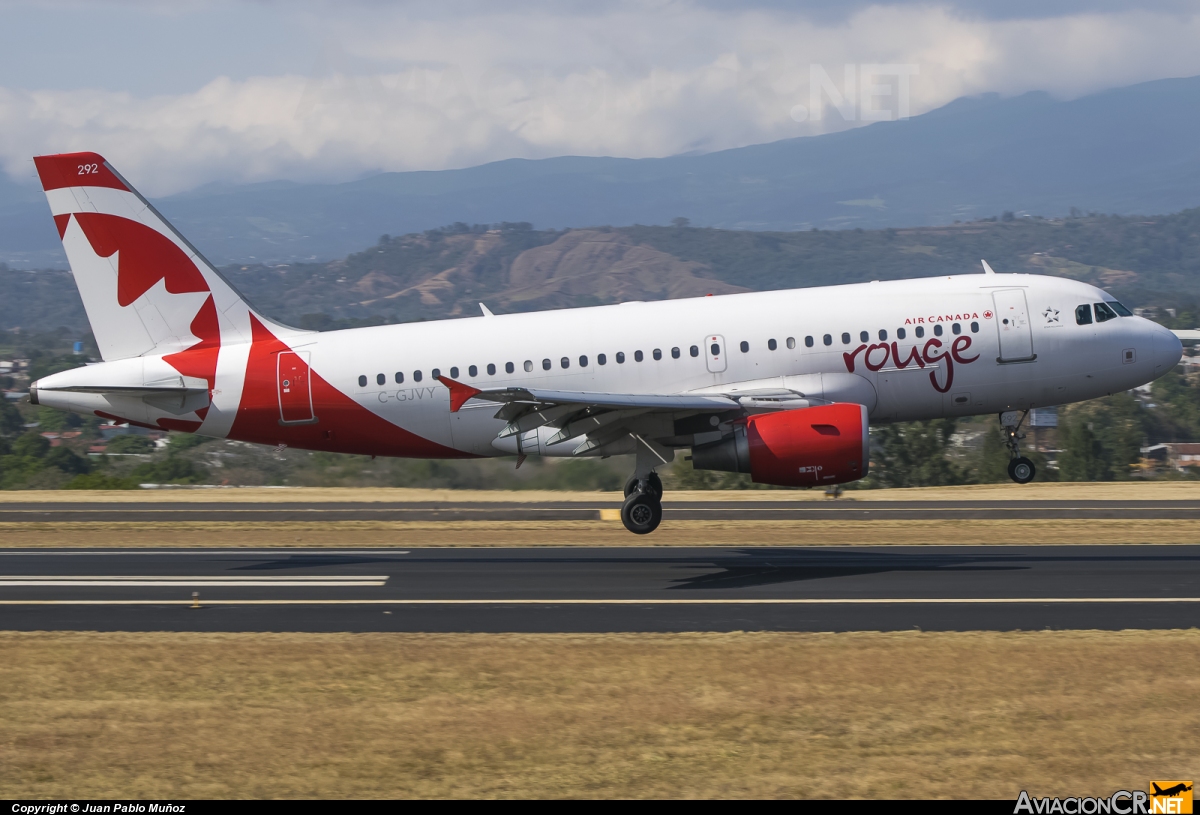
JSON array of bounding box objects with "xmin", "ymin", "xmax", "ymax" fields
[
  {"xmin": 1008, "ymin": 456, "xmax": 1036, "ymax": 484},
  {"xmin": 621, "ymin": 492, "xmax": 663, "ymax": 535},
  {"xmin": 623, "ymin": 472, "xmax": 663, "ymax": 500}
]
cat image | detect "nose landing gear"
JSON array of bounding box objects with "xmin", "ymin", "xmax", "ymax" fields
[{"xmin": 1000, "ymin": 410, "xmax": 1036, "ymax": 484}]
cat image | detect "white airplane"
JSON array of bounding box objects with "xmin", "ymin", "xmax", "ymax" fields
[{"xmin": 29, "ymin": 152, "xmax": 1183, "ymax": 533}]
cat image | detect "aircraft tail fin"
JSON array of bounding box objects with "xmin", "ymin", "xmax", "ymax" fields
[
  {"xmin": 1153, "ymin": 784, "xmax": 1164, "ymax": 795},
  {"xmin": 33, "ymin": 151, "xmax": 295, "ymax": 363}
]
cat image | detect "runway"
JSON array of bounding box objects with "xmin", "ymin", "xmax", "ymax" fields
[
  {"xmin": 2, "ymin": 545, "xmax": 1198, "ymax": 632},
  {"xmin": 7, "ymin": 499, "xmax": 1200, "ymax": 521}
]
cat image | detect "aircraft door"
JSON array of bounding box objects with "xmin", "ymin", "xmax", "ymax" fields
[
  {"xmin": 992, "ymin": 289, "xmax": 1035, "ymax": 362},
  {"xmin": 705, "ymin": 334, "xmax": 727, "ymax": 373},
  {"xmin": 277, "ymin": 351, "xmax": 317, "ymax": 424}
]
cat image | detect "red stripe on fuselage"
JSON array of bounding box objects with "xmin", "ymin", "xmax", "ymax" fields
[{"xmin": 228, "ymin": 315, "xmax": 474, "ymax": 458}]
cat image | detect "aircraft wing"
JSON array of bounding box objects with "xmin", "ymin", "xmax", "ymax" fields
[
  {"xmin": 442, "ymin": 379, "xmax": 740, "ymax": 413},
  {"xmin": 437, "ymin": 375, "xmax": 742, "ymax": 457}
]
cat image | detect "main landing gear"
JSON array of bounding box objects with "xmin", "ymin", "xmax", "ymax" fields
[
  {"xmin": 621, "ymin": 473, "xmax": 663, "ymax": 535},
  {"xmin": 1000, "ymin": 409, "xmax": 1036, "ymax": 484}
]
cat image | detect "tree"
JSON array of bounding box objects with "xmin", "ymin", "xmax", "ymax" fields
[
  {"xmin": 974, "ymin": 426, "xmax": 1012, "ymax": 483},
  {"xmin": 107, "ymin": 434, "xmax": 155, "ymax": 454},
  {"xmin": 1059, "ymin": 394, "xmax": 1145, "ymax": 480},
  {"xmin": 872, "ymin": 419, "xmax": 967, "ymax": 487},
  {"xmin": 0, "ymin": 400, "xmax": 22, "ymax": 437},
  {"xmin": 1058, "ymin": 419, "xmax": 1107, "ymax": 481}
]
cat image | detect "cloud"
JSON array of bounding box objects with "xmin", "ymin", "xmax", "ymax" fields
[{"xmin": 2, "ymin": 2, "xmax": 1200, "ymax": 194}]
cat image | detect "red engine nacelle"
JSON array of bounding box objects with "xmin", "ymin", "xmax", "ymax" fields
[{"xmin": 690, "ymin": 403, "xmax": 869, "ymax": 487}]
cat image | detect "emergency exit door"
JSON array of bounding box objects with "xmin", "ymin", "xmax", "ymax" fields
[
  {"xmin": 277, "ymin": 351, "xmax": 317, "ymax": 424},
  {"xmin": 705, "ymin": 334, "xmax": 727, "ymax": 373},
  {"xmin": 992, "ymin": 289, "xmax": 1036, "ymax": 362}
]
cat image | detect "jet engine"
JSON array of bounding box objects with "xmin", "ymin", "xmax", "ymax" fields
[{"xmin": 690, "ymin": 402, "xmax": 869, "ymax": 486}]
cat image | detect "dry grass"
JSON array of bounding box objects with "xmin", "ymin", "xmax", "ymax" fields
[
  {"xmin": 2, "ymin": 518, "xmax": 1200, "ymax": 547},
  {"xmin": 0, "ymin": 630, "xmax": 1197, "ymax": 798},
  {"xmin": 5, "ymin": 482, "xmax": 1200, "ymax": 503}
]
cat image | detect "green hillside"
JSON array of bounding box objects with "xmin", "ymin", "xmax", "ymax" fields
[{"xmin": 5, "ymin": 208, "xmax": 1200, "ymax": 337}]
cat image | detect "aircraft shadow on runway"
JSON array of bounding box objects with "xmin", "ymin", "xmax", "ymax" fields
[
  {"xmin": 665, "ymin": 550, "xmax": 1030, "ymax": 591},
  {"xmin": 221, "ymin": 548, "xmax": 1200, "ymax": 593}
]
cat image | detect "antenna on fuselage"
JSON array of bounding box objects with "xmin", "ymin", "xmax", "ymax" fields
[
  {"xmin": 479, "ymin": 303, "xmax": 495, "ymax": 317},
  {"xmin": 981, "ymin": 259, "xmax": 996, "ymax": 275}
]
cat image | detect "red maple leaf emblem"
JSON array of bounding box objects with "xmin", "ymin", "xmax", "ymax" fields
[{"xmin": 983, "ymin": 310, "xmax": 993, "ymax": 319}]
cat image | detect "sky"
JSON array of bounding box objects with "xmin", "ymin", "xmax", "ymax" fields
[{"xmin": 2, "ymin": 0, "xmax": 1200, "ymax": 196}]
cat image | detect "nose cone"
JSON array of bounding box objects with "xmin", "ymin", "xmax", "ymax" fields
[{"xmin": 1153, "ymin": 325, "xmax": 1183, "ymax": 374}]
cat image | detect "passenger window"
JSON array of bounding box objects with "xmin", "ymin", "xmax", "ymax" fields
[
  {"xmin": 450, "ymin": 367, "xmax": 459, "ymax": 379},
  {"xmin": 1110, "ymin": 301, "xmax": 1133, "ymax": 317},
  {"xmin": 617, "ymin": 352, "xmax": 626, "ymax": 363},
  {"xmin": 897, "ymin": 328, "xmax": 906, "ymax": 340},
  {"xmin": 358, "ymin": 375, "xmax": 367, "ymax": 387},
  {"xmin": 767, "ymin": 339, "xmax": 777, "ymax": 351},
  {"xmin": 823, "ymin": 334, "xmax": 832, "ymax": 346},
  {"xmin": 542, "ymin": 359, "xmax": 551, "ymax": 370},
  {"xmin": 561, "ymin": 357, "xmax": 570, "ymax": 369},
  {"xmin": 414, "ymin": 370, "xmax": 423, "ymax": 382},
  {"xmin": 710, "ymin": 343, "xmax": 720, "ymax": 356},
  {"xmin": 841, "ymin": 333, "xmax": 851, "ymax": 345},
  {"xmin": 971, "ymin": 322, "xmax": 979, "ymax": 333},
  {"xmin": 1075, "ymin": 305, "xmax": 1092, "ymax": 325},
  {"xmin": 432, "ymin": 368, "xmax": 441, "ymax": 379},
  {"xmin": 805, "ymin": 336, "xmax": 814, "ymax": 347},
  {"xmin": 671, "ymin": 347, "xmax": 680, "ymax": 359},
  {"xmin": 653, "ymin": 349, "xmax": 662, "ymax": 360},
  {"xmin": 739, "ymin": 341, "xmax": 749, "ymax": 353},
  {"xmin": 579, "ymin": 355, "xmax": 588, "ymax": 367},
  {"xmin": 598, "ymin": 354, "xmax": 607, "ymax": 365},
  {"xmin": 952, "ymin": 323, "xmax": 961, "ymax": 335},
  {"xmin": 916, "ymin": 326, "xmax": 925, "ymax": 338},
  {"xmin": 524, "ymin": 360, "xmax": 533, "ymax": 372},
  {"xmin": 469, "ymin": 365, "xmax": 478, "ymax": 377},
  {"xmin": 375, "ymin": 373, "xmax": 385, "ymax": 386},
  {"xmin": 879, "ymin": 329, "xmax": 888, "ymax": 341},
  {"xmin": 934, "ymin": 324, "xmax": 944, "ymax": 336},
  {"xmin": 486, "ymin": 364, "xmax": 496, "ymax": 376},
  {"xmin": 1094, "ymin": 302, "xmax": 1118, "ymax": 322},
  {"xmin": 505, "ymin": 362, "xmax": 514, "ymax": 374},
  {"xmin": 394, "ymin": 372, "xmax": 404, "ymax": 384},
  {"xmin": 635, "ymin": 350, "xmax": 644, "ymax": 362},
  {"xmin": 690, "ymin": 346, "xmax": 699, "ymax": 357},
  {"xmin": 859, "ymin": 331, "xmax": 869, "ymax": 343},
  {"xmin": 786, "ymin": 337, "xmax": 795, "ymax": 350}
]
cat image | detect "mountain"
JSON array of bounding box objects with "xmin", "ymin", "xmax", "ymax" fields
[
  {"xmin": 8, "ymin": 208, "xmax": 1200, "ymax": 337},
  {"xmin": 4, "ymin": 74, "xmax": 1200, "ymax": 267}
]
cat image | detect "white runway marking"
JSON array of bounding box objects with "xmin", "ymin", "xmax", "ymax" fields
[
  {"xmin": 0, "ymin": 575, "xmax": 388, "ymax": 587},
  {"xmin": 0, "ymin": 597, "xmax": 1197, "ymax": 605}
]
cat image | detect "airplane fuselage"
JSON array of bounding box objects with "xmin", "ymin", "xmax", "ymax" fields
[{"xmin": 36, "ymin": 272, "xmax": 1181, "ymax": 459}]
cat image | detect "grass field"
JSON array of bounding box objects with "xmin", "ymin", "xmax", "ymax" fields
[
  {"xmin": 5, "ymin": 482, "xmax": 1200, "ymax": 547},
  {"xmin": 3, "ymin": 518, "xmax": 1200, "ymax": 547},
  {"xmin": 4, "ymin": 482, "xmax": 1200, "ymax": 503},
  {"xmin": 1, "ymin": 630, "xmax": 1197, "ymax": 799}
]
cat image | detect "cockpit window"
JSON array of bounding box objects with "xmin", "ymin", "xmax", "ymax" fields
[
  {"xmin": 1075, "ymin": 305, "xmax": 1093, "ymax": 325},
  {"xmin": 1094, "ymin": 302, "xmax": 1118, "ymax": 323},
  {"xmin": 1107, "ymin": 301, "xmax": 1133, "ymax": 317}
]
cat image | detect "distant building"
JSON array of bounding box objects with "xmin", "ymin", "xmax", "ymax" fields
[{"xmin": 1141, "ymin": 442, "xmax": 1200, "ymax": 471}]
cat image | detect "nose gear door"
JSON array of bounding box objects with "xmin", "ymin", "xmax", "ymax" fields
[
  {"xmin": 277, "ymin": 350, "xmax": 317, "ymax": 424},
  {"xmin": 992, "ymin": 289, "xmax": 1036, "ymax": 362},
  {"xmin": 705, "ymin": 334, "xmax": 727, "ymax": 373}
]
